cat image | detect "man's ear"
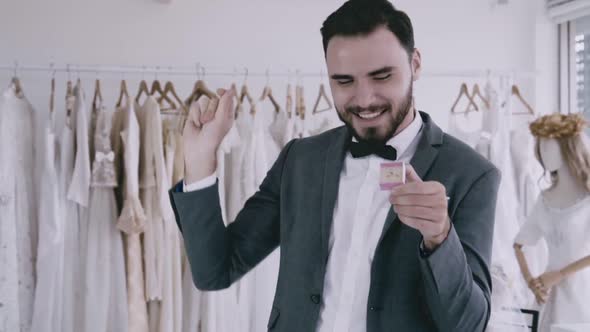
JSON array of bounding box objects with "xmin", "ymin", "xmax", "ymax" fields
[{"xmin": 411, "ymin": 48, "xmax": 422, "ymax": 81}]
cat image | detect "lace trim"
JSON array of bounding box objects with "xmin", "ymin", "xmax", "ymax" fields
[{"xmin": 116, "ymin": 195, "xmax": 147, "ymax": 234}]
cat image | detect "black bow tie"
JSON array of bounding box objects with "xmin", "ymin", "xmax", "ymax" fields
[{"xmin": 349, "ymin": 141, "xmax": 398, "ymax": 160}]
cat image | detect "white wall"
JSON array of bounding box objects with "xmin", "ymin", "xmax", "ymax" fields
[{"xmin": 0, "ymin": 0, "xmax": 558, "ymax": 131}]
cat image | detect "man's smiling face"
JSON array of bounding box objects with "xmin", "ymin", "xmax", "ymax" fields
[{"xmin": 326, "ymin": 25, "xmax": 421, "ymax": 145}]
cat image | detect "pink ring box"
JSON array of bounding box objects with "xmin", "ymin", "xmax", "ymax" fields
[{"xmin": 380, "ymin": 161, "xmax": 406, "ymax": 190}]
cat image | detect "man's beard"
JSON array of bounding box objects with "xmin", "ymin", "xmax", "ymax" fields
[{"xmin": 337, "ymin": 81, "xmax": 413, "ymax": 146}]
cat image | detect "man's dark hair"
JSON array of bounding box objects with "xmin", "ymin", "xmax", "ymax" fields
[{"xmin": 321, "ymin": 0, "xmax": 415, "ymax": 59}]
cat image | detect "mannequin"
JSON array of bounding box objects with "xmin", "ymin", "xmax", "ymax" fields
[{"xmin": 513, "ymin": 113, "xmax": 590, "ymax": 331}]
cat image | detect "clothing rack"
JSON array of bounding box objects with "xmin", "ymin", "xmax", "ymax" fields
[
  {"xmin": 0, "ymin": 63, "xmax": 326, "ymax": 80},
  {"xmin": 0, "ymin": 62, "xmax": 539, "ymax": 80}
]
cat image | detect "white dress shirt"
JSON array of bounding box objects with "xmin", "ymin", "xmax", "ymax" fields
[
  {"xmin": 184, "ymin": 112, "xmax": 424, "ymax": 332},
  {"xmin": 315, "ymin": 113, "xmax": 423, "ymax": 332}
]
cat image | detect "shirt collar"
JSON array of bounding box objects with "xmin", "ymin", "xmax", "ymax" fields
[{"xmin": 388, "ymin": 110, "xmax": 423, "ymax": 158}]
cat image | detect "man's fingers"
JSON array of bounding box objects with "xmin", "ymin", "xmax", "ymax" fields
[
  {"xmin": 389, "ymin": 193, "xmax": 446, "ymax": 208},
  {"xmin": 391, "ymin": 181, "xmax": 445, "ymax": 197},
  {"xmin": 200, "ymin": 97, "xmax": 219, "ymax": 124},
  {"xmin": 216, "ymin": 85, "xmax": 236, "ymax": 120},
  {"xmin": 188, "ymin": 102, "xmax": 202, "ymax": 129}
]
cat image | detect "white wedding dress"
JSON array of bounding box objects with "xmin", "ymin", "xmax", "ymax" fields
[
  {"xmin": 30, "ymin": 112, "xmax": 64, "ymax": 332},
  {"xmin": 136, "ymin": 97, "xmax": 166, "ymax": 332},
  {"xmin": 477, "ymin": 83, "xmax": 529, "ymax": 332},
  {"xmin": 0, "ymin": 84, "xmax": 36, "ymax": 332},
  {"xmin": 241, "ymin": 102, "xmax": 281, "ymax": 332},
  {"xmin": 83, "ymin": 105, "xmax": 129, "ymax": 332},
  {"xmin": 515, "ymin": 196, "xmax": 590, "ymax": 331},
  {"xmin": 114, "ymin": 100, "xmax": 150, "ymax": 332},
  {"xmin": 62, "ymin": 83, "xmax": 91, "ymax": 332}
]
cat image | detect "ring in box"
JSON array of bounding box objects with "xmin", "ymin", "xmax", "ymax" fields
[{"xmin": 380, "ymin": 161, "xmax": 406, "ymax": 190}]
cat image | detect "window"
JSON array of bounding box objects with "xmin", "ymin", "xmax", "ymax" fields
[{"xmin": 573, "ymin": 16, "xmax": 590, "ymax": 134}]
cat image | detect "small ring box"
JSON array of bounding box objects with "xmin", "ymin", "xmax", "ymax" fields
[{"xmin": 380, "ymin": 161, "xmax": 406, "ymax": 190}]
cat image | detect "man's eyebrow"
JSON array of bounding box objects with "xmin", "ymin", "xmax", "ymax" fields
[
  {"xmin": 330, "ymin": 66, "xmax": 396, "ymax": 80},
  {"xmin": 331, "ymin": 74, "xmax": 353, "ymax": 80}
]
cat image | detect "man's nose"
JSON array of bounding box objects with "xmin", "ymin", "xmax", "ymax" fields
[{"xmin": 353, "ymin": 81, "xmax": 376, "ymax": 109}]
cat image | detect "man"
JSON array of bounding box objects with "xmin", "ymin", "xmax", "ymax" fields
[{"xmin": 169, "ymin": 1, "xmax": 500, "ymax": 331}]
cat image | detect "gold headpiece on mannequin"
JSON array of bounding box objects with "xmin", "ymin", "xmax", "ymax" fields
[{"xmin": 529, "ymin": 113, "xmax": 587, "ymax": 139}]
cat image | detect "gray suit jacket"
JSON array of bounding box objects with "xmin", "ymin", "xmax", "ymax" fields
[{"xmin": 169, "ymin": 111, "xmax": 501, "ymax": 332}]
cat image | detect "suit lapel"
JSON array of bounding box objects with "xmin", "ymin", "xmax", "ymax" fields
[
  {"xmin": 318, "ymin": 112, "xmax": 444, "ymax": 261},
  {"xmin": 320, "ymin": 127, "xmax": 351, "ymax": 263},
  {"xmin": 376, "ymin": 111, "xmax": 443, "ymax": 246}
]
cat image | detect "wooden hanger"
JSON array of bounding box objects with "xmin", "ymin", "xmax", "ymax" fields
[
  {"xmin": 450, "ymin": 83, "xmax": 479, "ymax": 114},
  {"xmin": 66, "ymin": 80, "xmax": 74, "ymax": 98},
  {"xmin": 231, "ymin": 83, "xmax": 239, "ymax": 98},
  {"xmin": 150, "ymin": 80, "xmax": 177, "ymax": 110},
  {"xmin": 239, "ymin": 84, "xmax": 254, "ymax": 105},
  {"xmin": 470, "ymin": 83, "xmax": 489, "ymax": 109},
  {"xmin": 92, "ymin": 79, "xmax": 103, "ymax": 110},
  {"xmin": 312, "ymin": 83, "xmax": 333, "ymax": 114},
  {"xmin": 296, "ymin": 85, "xmax": 306, "ymax": 119},
  {"xmin": 135, "ymin": 79, "xmax": 150, "ymax": 104},
  {"xmin": 185, "ymin": 79, "xmax": 217, "ymax": 107},
  {"xmin": 511, "ymin": 85, "xmax": 535, "ymax": 115},
  {"xmin": 230, "ymin": 83, "xmax": 242, "ymax": 118},
  {"xmin": 160, "ymin": 81, "xmax": 188, "ymax": 113},
  {"xmin": 116, "ymin": 79, "xmax": 129, "ymax": 108},
  {"xmin": 65, "ymin": 80, "xmax": 75, "ymax": 125},
  {"xmin": 259, "ymin": 85, "xmax": 281, "ymax": 114},
  {"xmin": 286, "ymin": 84, "xmax": 294, "ymax": 118},
  {"xmin": 49, "ymin": 78, "xmax": 55, "ymax": 114},
  {"xmin": 237, "ymin": 84, "xmax": 256, "ymax": 115},
  {"xmin": 10, "ymin": 77, "xmax": 24, "ymax": 98}
]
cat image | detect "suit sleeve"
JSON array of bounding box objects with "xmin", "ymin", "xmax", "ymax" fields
[
  {"xmin": 419, "ymin": 167, "xmax": 500, "ymax": 332},
  {"xmin": 168, "ymin": 139, "xmax": 297, "ymax": 291}
]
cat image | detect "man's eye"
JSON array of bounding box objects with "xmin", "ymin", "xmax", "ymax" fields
[
  {"xmin": 374, "ymin": 74, "xmax": 392, "ymax": 81},
  {"xmin": 337, "ymin": 80, "xmax": 353, "ymax": 85}
]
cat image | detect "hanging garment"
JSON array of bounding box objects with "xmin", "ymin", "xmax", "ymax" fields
[
  {"xmin": 0, "ymin": 87, "xmax": 19, "ymax": 332},
  {"xmin": 241, "ymin": 102, "xmax": 281, "ymax": 332},
  {"xmin": 145, "ymin": 97, "xmax": 183, "ymax": 332},
  {"xmin": 0, "ymin": 84, "xmax": 36, "ymax": 332},
  {"xmin": 269, "ymin": 108, "xmax": 294, "ymax": 149},
  {"xmin": 62, "ymin": 83, "xmax": 91, "ymax": 332},
  {"xmin": 68, "ymin": 83, "xmax": 92, "ymax": 206},
  {"xmin": 509, "ymin": 125, "xmax": 547, "ymax": 306},
  {"xmin": 30, "ymin": 113, "xmax": 64, "ymax": 332},
  {"xmin": 162, "ymin": 115, "xmax": 194, "ymax": 332},
  {"xmin": 136, "ymin": 97, "xmax": 165, "ymax": 332},
  {"xmin": 308, "ymin": 110, "xmax": 341, "ymax": 137},
  {"xmin": 515, "ymin": 196, "xmax": 590, "ymax": 331},
  {"xmin": 447, "ymin": 107, "xmax": 484, "ymax": 149},
  {"xmin": 59, "ymin": 96, "xmax": 81, "ymax": 332},
  {"xmin": 83, "ymin": 105, "xmax": 129, "ymax": 332},
  {"xmin": 476, "ymin": 82, "xmax": 529, "ymax": 332},
  {"xmin": 115, "ymin": 101, "xmax": 150, "ymax": 332},
  {"xmin": 222, "ymin": 104, "xmax": 256, "ymax": 332},
  {"xmin": 162, "ymin": 116, "xmax": 202, "ymax": 332},
  {"xmin": 227, "ymin": 106, "xmax": 254, "ymax": 222},
  {"xmin": 89, "ymin": 98, "xmax": 100, "ymax": 165}
]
